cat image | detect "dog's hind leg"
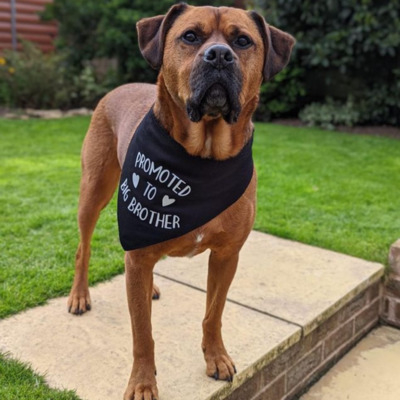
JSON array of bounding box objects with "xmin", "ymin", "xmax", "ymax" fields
[{"xmin": 68, "ymin": 101, "xmax": 120, "ymax": 315}]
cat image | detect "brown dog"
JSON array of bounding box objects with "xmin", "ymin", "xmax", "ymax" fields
[{"xmin": 67, "ymin": 4, "xmax": 294, "ymax": 399}]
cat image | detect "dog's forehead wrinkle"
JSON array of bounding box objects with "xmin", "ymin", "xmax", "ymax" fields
[{"xmin": 214, "ymin": 7, "xmax": 221, "ymax": 26}]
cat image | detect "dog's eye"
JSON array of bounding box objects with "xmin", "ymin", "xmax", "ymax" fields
[
  {"xmin": 234, "ymin": 35, "xmax": 252, "ymax": 49},
  {"xmin": 182, "ymin": 31, "xmax": 200, "ymax": 44}
]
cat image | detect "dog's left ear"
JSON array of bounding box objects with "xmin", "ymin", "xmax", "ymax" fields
[
  {"xmin": 250, "ymin": 11, "xmax": 296, "ymax": 81},
  {"xmin": 137, "ymin": 3, "xmax": 188, "ymax": 70}
]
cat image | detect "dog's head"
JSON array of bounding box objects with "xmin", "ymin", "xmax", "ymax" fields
[{"xmin": 137, "ymin": 4, "xmax": 295, "ymax": 124}]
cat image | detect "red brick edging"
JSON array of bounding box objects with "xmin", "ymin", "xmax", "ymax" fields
[
  {"xmin": 226, "ymin": 281, "xmax": 381, "ymax": 400},
  {"xmin": 381, "ymin": 239, "xmax": 400, "ymax": 328}
]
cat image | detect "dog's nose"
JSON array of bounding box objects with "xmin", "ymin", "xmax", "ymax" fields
[{"xmin": 203, "ymin": 45, "xmax": 234, "ymax": 70}]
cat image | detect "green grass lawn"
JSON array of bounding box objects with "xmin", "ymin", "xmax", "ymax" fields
[
  {"xmin": 0, "ymin": 353, "xmax": 79, "ymax": 400},
  {"xmin": 0, "ymin": 117, "xmax": 123, "ymax": 319},
  {"xmin": 0, "ymin": 116, "xmax": 399, "ymax": 398},
  {"xmin": 253, "ymin": 122, "xmax": 400, "ymax": 265}
]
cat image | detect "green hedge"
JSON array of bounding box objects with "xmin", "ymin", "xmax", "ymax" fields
[
  {"xmin": 262, "ymin": 0, "xmax": 400, "ymax": 126},
  {"xmin": 3, "ymin": 0, "xmax": 398, "ymax": 126}
]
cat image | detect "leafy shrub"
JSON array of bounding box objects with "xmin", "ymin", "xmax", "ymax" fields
[
  {"xmin": 354, "ymin": 73, "xmax": 400, "ymax": 126},
  {"xmin": 263, "ymin": 0, "xmax": 400, "ymax": 126},
  {"xmin": 0, "ymin": 41, "xmax": 64, "ymax": 108},
  {"xmin": 299, "ymin": 98, "xmax": 361, "ymax": 130},
  {"xmin": 256, "ymin": 66, "xmax": 306, "ymax": 121},
  {"xmin": 0, "ymin": 57, "xmax": 13, "ymax": 105},
  {"xmin": 0, "ymin": 41, "xmax": 113, "ymax": 109}
]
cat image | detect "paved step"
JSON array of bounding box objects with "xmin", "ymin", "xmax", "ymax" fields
[
  {"xmin": 0, "ymin": 231, "xmax": 384, "ymax": 400},
  {"xmin": 301, "ymin": 326, "xmax": 400, "ymax": 400}
]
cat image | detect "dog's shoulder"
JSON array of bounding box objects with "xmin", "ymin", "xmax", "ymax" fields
[
  {"xmin": 103, "ymin": 83, "xmax": 156, "ymax": 134},
  {"xmin": 99, "ymin": 83, "xmax": 156, "ymax": 155}
]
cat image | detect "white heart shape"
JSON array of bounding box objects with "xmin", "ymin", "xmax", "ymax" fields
[
  {"xmin": 162, "ymin": 195, "xmax": 176, "ymax": 207},
  {"xmin": 132, "ymin": 173, "xmax": 140, "ymax": 188}
]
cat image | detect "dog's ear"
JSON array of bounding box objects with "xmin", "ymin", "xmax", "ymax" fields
[
  {"xmin": 250, "ymin": 11, "xmax": 295, "ymax": 81},
  {"xmin": 137, "ymin": 3, "xmax": 188, "ymax": 70}
]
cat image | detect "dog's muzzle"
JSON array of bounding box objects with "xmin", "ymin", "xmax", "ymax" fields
[{"xmin": 186, "ymin": 44, "xmax": 242, "ymax": 124}]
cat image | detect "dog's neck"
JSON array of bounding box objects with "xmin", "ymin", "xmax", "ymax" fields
[{"xmin": 154, "ymin": 74, "xmax": 258, "ymax": 161}]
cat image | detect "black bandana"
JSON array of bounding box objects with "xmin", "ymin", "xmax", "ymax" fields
[{"xmin": 117, "ymin": 108, "xmax": 253, "ymax": 251}]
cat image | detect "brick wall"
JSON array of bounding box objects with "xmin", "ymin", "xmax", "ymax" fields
[
  {"xmin": 0, "ymin": 0, "xmax": 56, "ymax": 53},
  {"xmin": 226, "ymin": 280, "xmax": 381, "ymax": 400},
  {"xmin": 381, "ymin": 239, "xmax": 400, "ymax": 328}
]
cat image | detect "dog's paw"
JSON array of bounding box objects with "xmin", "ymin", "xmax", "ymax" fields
[
  {"xmin": 203, "ymin": 347, "xmax": 236, "ymax": 382},
  {"xmin": 124, "ymin": 376, "xmax": 159, "ymax": 400},
  {"xmin": 67, "ymin": 286, "xmax": 91, "ymax": 315},
  {"xmin": 124, "ymin": 385, "xmax": 158, "ymax": 400},
  {"xmin": 152, "ymin": 283, "xmax": 161, "ymax": 300}
]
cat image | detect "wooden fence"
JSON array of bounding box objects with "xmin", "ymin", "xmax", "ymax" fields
[{"xmin": 0, "ymin": 0, "xmax": 57, "ymax": 53}]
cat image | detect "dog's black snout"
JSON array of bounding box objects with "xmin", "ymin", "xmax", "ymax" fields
[{"xmin": 203, "ymin": 45, "xmax": 234, "ymax": 70}]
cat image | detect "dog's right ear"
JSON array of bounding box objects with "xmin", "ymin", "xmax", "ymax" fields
[{"xmin": 137, "ymin": 3, "xmax": 188, "ymax": 70}]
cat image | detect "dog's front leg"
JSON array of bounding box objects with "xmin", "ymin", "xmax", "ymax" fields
[
  {"xmin": 124, "ymin": 251, "xmax": 159, "ymax": 400},
  {"xmin": 202, "ymin": 250, "xmax": 238, "ymax": 382}
]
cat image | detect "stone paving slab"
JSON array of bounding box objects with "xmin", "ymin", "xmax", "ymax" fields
[
  {"xmin": 0, "ymin": 231, "xmax": 384, "ymax": 400},
  {"xmin": 301, "ymin": 326, "xmax": 400, "ymax": 400},
  {"xmin": 0, "ymin": 275, "xmax": 299, "ymax": 400},
  {"xmin": 155, "ymin": 231, "xmax": 383, "ymax": 334}
]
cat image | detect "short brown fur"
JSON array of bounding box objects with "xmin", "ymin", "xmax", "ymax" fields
[{"xmin": 67, "ymin": 4, "xmax": 294, "ymax": 399}]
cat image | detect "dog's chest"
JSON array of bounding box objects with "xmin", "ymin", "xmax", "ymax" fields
[{"xmin": 117, "ymin": 108, "xmax": 253, "ymax": 251}]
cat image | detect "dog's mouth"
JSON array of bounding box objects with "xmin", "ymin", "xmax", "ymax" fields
[
  {"xmin": 200, "ymin": 83, "xmax": 231, "ymax": 118},
  {"xmin": 186, "ymin": 65, "xmax": 242, "ymax": 124}
]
